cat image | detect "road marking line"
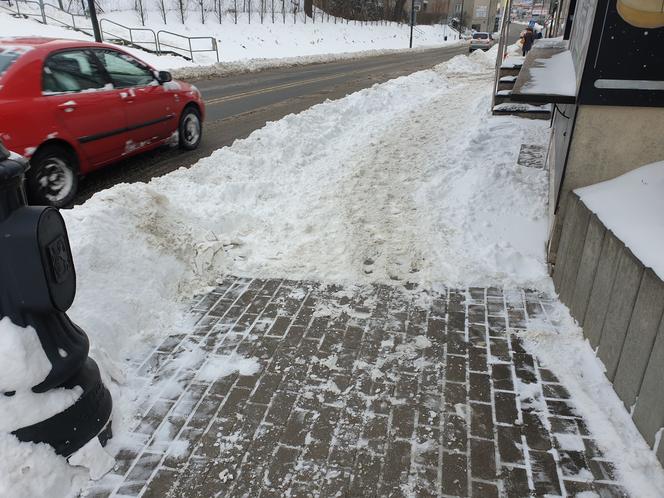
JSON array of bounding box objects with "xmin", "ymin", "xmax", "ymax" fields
[{"xmin": 205, "ymin": 72, "xmax": 345, "ymax": 105}]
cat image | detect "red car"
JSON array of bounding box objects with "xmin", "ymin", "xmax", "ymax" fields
[{"xmin": 0, "ymin": 37, "xmax": 205, "ymax": 206}]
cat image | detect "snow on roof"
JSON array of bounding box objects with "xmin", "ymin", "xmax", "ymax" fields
[{"xmin": 576, "ymin": 161, "xmax": 664, "ymax": 280}]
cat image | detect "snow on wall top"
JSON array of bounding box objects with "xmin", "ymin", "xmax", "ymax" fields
[{"xmin": 576, "ymin": 160, "xmax": 664, "ymax": 280}]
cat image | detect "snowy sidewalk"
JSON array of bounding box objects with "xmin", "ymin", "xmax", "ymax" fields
[
  {"xmin": 86, "ymin": 277, "xmax": 628, "ymax": 497},
  {"xmin": 5, "ymin": 45, "xmax": 662, "ymax": 498}
]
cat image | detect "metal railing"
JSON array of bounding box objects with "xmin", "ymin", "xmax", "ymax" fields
[
  {"xmin": 0, "ymin": 2, "xmax": 215, "ymax": 62},
  {"xmin": 2, "ymin": 0, "xmax": 91, "ymax": 34},
  {"xmin": 157, "ymin": 30, "xmax": 220, "ymax": 63},
  {"xmin": 99, "ymin": 18, "xmax": 159, "ymax": 54}
]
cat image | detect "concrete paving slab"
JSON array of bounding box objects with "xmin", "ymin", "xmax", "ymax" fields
[
  {"xmin": 614, "ymin": 269, "xmax": 664, "ymax": 409},
  {"xmin": 631, "ymin": 313, "xmax": 664, "ymax": 447},
  {"xmin": 583, "ymin": 231, "xmax": 624, "ymax": 348},
  {"xmin": 567, "ymin": 212, "xmax": 605, "ymax": 325},
  {"xmin": 82, "ymin": 277, "xmax": 630, "ymax": 498},
  {"xmin": 597, "ymin": 248, "xmax": 644, "ymax": 381}
]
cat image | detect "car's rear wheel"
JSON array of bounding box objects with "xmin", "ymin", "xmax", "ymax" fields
[
  {"xmin": 26, "ymin": 144, "xmax": 79, "ymax": 208},
  {"xmin": 179, "ymin": 107, "xmax": 202, "ymax": 150}
]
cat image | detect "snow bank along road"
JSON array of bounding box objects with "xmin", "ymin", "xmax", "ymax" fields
[{"xmin": 73, "ymin": 44, "xmax": 468, "ymax": 204}]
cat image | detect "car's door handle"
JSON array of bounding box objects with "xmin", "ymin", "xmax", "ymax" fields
[
  {"xmin": 119, "ymin": 92, "xmax": 135, "ymax": 103},
  {"xmin": 58, "ymin": 100, "xmax": 76, "ymax": 112}
]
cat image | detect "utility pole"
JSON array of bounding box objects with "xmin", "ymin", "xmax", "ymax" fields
[
  {"xmin": 87, "ymin": 0, "xmax": 102, "ymax": 42},
  {"xmin": 409, "ymin": 0, "xmax": 415, "ymax": 48}
]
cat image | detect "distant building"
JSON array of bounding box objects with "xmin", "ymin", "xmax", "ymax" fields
[
  {"xmin": 457, "ymin": 0, "xmax": 500, "ymax": 30},
  {"xmin": 403, "ymin": 0, "xmax": 454, "ymax": 21}
]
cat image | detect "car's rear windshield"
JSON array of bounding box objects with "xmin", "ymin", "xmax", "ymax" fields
[
  {"xmin": 0, "ymin": 46, "xmax": 29, "ymax": 77},
  {"xmin": 473, "ymin": 33, "xmax": 489, "ymax": 39}
]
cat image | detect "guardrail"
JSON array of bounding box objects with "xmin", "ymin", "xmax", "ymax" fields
[
  {"xmin": 100, "ymin": 18, "xmax": 159, "ymax": 54},
  {"xmin": 157, "ymin": 30, "xmax": 219, "ymax": 63},
  {"xmin": 2, "ymin": 0, "xmax": 91, "ymax": 34},
  {"xmin": 2, "ymin": 1, "xmax": 219, "ymax": 62}
]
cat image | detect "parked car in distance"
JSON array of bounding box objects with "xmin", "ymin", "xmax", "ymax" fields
[
  {"xmin": 469, "ymin": 32, "xmax": 494, "ymax": 51},
  {"xmin": 0, "ymin": 37, "xmax": 205, "ymax": 207}
]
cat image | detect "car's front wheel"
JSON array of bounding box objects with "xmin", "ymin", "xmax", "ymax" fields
[
  {"xmin": 26, "ymin": 144, "xmax": 79, "ymax": 208},
  {"xmin": 179, "ymin": 106, "xmax": 202, "ymax": 150}
]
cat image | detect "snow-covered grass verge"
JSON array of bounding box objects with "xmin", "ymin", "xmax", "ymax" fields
[
  {"xmin": 0, "ymin": 9, "xmax": 462, "ymax": 74},
  {"xmin": 521, "ymin": 303, "xmax": 664, "ymax": 497}
]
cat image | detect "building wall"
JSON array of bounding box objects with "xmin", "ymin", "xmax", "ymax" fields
[
  {"xmin": 561, "ymin": 104, "xmax": 664, "ymax": 203},
  {"xmin": 553, "ymin": 192, "xmax": 664, "ymax": 468},
  {"xmin": 463, "ymin": 0, "xmax": 501, "ymax": 30},
  {"xmin": 548, "ymin": 104, "xmax": 664, "ymax": 263}
]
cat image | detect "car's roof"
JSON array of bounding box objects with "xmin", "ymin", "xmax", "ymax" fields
[{"xmin": 0, "ymin": 37, "xmax": 109, "ymax": 50}]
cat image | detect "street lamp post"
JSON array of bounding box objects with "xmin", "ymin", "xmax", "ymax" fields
[
  {"xmin": 409, "ymin": 0, "xmax": 415, "ymax": 48},
  {"xmin": 87, "ymin": 0, "xmax": 102, "ymax": 42}
]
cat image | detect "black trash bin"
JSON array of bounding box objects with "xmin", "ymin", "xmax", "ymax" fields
[{"xmin": 0, "ymin": 143, "xmax": 112, "ymax": 456}]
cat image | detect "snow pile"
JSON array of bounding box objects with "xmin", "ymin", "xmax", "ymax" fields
[
  {"xmin": 576, "ymin": 160, "xmax": 664, "ymax": 280},
  {"xmin": 521, "ymin": 304, "xmax": 664, "ymax": 498},
  {"xmin": 171, "ymin": 42, "xmax": 466, "ymax": 79},
  {"xmin": 0, "ymin": 318, "xmax": 82, "ymax": 433},
  {"xmin": 0, "ymin": 434, "xmax": 88, "ymax": 498},
  {"xmin": 0, "ymin": 319, "xmax": 87, "ymax": 497},
  {"xmin": 62, "ymin": 47, "xmax": 550, "ymax": 295},
  {"xmin": 0, "ymin": 318, "xmax": 51, "ymax": 393}
]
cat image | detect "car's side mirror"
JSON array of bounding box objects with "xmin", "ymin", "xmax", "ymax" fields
[{"xmin": 156, "ymin": 71, "xmax": 172, "ymax": 84}]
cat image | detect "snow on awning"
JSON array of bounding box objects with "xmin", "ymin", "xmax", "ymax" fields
[{"xmin": 510, "ymin": 40, "xmax": 577, "ymax": 105}]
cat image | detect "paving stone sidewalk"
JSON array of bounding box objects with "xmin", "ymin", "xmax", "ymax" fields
[{"xmin": 86, "ymin": 277, "xmax": 629, "ymax": 498}]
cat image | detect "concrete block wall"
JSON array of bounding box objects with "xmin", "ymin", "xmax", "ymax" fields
[{"xmin": 554, "ymin": 192, "xmax": 664, "ymax": 466}]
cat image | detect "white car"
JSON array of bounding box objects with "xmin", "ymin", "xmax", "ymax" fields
[{"xmin": 469, "ymin": 32, "xmax": 494, "ymax": 51}]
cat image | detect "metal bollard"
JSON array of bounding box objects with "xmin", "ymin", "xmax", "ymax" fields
[{"xmin": 0, "ymin": 143, "xmax": 112, "ymax": 457}]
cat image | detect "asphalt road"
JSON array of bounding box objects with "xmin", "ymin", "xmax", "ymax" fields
[{"xmin": 73, "ymin": 43, "xmax": 474, "ymax": 204}]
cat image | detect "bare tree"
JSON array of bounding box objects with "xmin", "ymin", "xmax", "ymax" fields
[
  {"xmin": 212, "ymin": 0, "xmax": 222, "ymax": 22},
  {"xmin": 196, "ymin": 0, "xmax": 208, "ymax": 22},
  {"xmin": 173, "ymin": 0, "xmax": 188, "ymax": 22},
  {"xmin": 135, "ymin": 0, "xmax": 148, "ymax": 25},
  {"xmin": 156, "ymin": 0, "xmax": 168, "ymax": 23}
]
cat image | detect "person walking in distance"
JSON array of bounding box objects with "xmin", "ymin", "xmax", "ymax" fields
[{"xmin": 522, "ymin": 27, "xmax": 535, "ymax": 56}]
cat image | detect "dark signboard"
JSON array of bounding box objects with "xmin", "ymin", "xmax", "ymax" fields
[{"xmin": 576, "ymin": 0, "xmax": 664, "ymax": 106}]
